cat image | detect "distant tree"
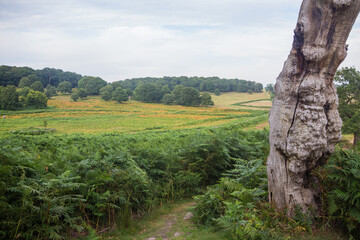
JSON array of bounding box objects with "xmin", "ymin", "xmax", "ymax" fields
[
  {"xmin": 78, "ymin": 76, "xmax": 107, "ymax": 95},
  {"xmin": 30, "ymin": 81, "xmax": 44, "ymax": 92},
  {"xmin": 71, "ymin": 92, "xmax": 79, "ymax": 101},
  {"xmin": 45, "ymin": 84, "xmax": 57, "ymax": 98},
  {"xmin": 173, "ymin": 85, "xmax": 185, "ymax": 105},
  {"xmin": 134, "ymin": 83, "xmax": 163, "ymax": 103},
  {"xmin": 27, "ymin": 74, "xmax": 40, "ymax": 84},
  {"xmin": 335, "ymin": 67, "xmax": 360, "ymax": 147},
  {"xmin": 57, "ymin": 81, "xmax": 73, "ymax": 93},
  {"xmin": 77, "ymin": 88, "xmax": 88, "ymax": 99},
  {"xmin": 0, "ymin": 85, "xmax": 19, "ymax": 110},
  {"xmin": 161, "ymin": 85, "xmax": 171, "ymax": 96},
  {"xmin": 265, "ymin": 84, "xmax": 274, "ymax": 93},
  {"xmin": 19, "ymin": 87, "xmax": 31, "ymax": 97},
  {"xmin": 125, "ymin": 89, "xmax": 133, "ymax": 97},
  {"xmin": 200, "ymin": 93, "xmax": 214, "ymax": 107},
  {"xmin": 101, "ymin": 91, "xmax": 112, "ymax": 101},
  {"xmin": 237, "ymin": 82, "xmax": 248, "ymax": 93},
  {"xmin": 253, "ymin": 83, "xmax": 263, "ymax": 93},
  {"xmin": 214, "ymin": 89, "xmax": 221, "ymax": 96},
  {"xmin": 18, "ymin": 77, "xmax": 33, "ymax": 88},
  {"xmin": 20, "ymin": 90, "xmax": 47, "ymax": 108},
  {"xmin": 161, "ymin": 93, "xmax": 175, "ymax": 105},
  {"xmin": 180, "ymin": 87, "xmax": 201, "ymax": 106},
  {"xmin": 248, "ymin": 89, "xmax": 253, "ymax": 94},
  {"xmin": 265, "ymin": 83, "xmax": 275, "ymax": 100},
  {"xmin": 112, "ymin": 87, "xmax": 128, "ymax": 103},
  {"xmin": 99, "ymin": 84, "xmax": 115, "ymax": 95}
]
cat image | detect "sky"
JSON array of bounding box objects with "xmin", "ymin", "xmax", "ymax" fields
[{"xmin": 0, "ymin": 0, "xmax": 359, "ymax": 85}]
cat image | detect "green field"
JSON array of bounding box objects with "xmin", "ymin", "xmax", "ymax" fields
[{"xmin": 0, "ymin": 92, "xmax": 271, "ymax": 135}]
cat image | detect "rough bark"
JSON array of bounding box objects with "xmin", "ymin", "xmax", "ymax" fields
[{"xmin": 267, "ymin": 0, "xmax": 360, "ymax": 216}]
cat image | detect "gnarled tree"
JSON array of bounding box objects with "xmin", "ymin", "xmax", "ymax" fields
[{"xmin": 267, "ymin": 0, "xmax": 360, "ymax": 216}]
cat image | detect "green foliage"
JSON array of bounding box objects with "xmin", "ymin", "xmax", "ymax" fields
[
  {"xmin": 0, "ymin": 126, "xmax": 268, "ymax": 239},
  {"xmin": 173, "ymin": 85, "xmax": 185, "ymax": 104},
  {"xmin": 116, "ymin": 76, "xmax": 263, "ymax": 94},
  {"xmin": 0, "ymin": 85, "xmax": 20, "ymax": 110},
  {"xmin": 335, "ymin": 67, "xmax": 360, "ymax": 146},
  {"xmin": 215, "ymin": 89, "xmax": 221, "ymax": 96},
  {"xmin": 101, "ymin": 91, "xmax": 112, "ymax": 101},
  {"xmin": 20, "ymin": 89, "xmax": 48, "ymax": 108},
  {"xmin": 78, "ymin": 77, "xmax": 107, "ymax": 95},
  {"xmin": 253, "ymin": 83, "xmax": 263, "ymax": 93},
  {"xmin": 112, "ymin": 87, "xmax": 128, "ymax": 103},
  {"xmin": 45, "ymin": 84, "xmax": 57, "ymax": 98},
  {"xmin": 0, "ymin": 65, "xmax": 82, "ymax": 88},
  {"xmin": 18, "ymin": 77, "xmax": 33, "ymax": 88},
  {"xmin": 323, "ymin": 149, "xmax": 360, "ymax": 239},
  {"xmin": 265, "ymin": 84, "xmax": 275, "ymax": 100},
  {"xmin": 71, "ymin": 92, "xmax": 79, "ymax": 101},
  {"xmin": 18, "ymin": 87, "xmax": 31, "ymax": 97},
  {"xmin": 30, "ymin": 81, "xmax": 44, "ymax": 92},
  {"xmin": 134, "ymin": 83, "xmax": 163, "ymax": 103},
  {"xmin": 57, "ymin": 81, "xmax": 73, "ymax": 94},
  {"xmin": 265, "ymin": 84, "xmax": 274, "ymax": 93},
  {"xmin": 179, "ymin": 87, "xmax": 201, "ymax": 106},
  {"xmin": 78, "ymin": 88, "xmax": 88, "ymax": 99},
  {"xmin": 0, "ymin": 65, "xmax": 34, "ymax": 86},
  {"xmin": 200, "ymin": 93, "xmax": 214, "ymax": 107},
  {"xmin": 161, "ymin": 93, "xmax": 175, "ymax": 105},
  {"xmin": 99, "ymin": 84, "xmax": 115, "ymax": 94}
]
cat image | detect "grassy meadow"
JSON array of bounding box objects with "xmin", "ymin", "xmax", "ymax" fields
[{"xmin": 0, "ymin": 92, "xmax": 271, "ymax": 135}]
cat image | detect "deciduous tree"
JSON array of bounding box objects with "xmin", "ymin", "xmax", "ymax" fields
[
  {"xmin": 335, "ymin": 67, "xmax": 360, "ymax": 147},
  {"xmin": 30, "ymin": 81, "xmax": 44, "ymax": 92},
  {"xmin": 57, "ymin": 81, "xmax": 72, "ymax": 93},
  {"xmin": 78, "ymin": 76, "xmax": 107, "ymax": 95},
  {"xmin": 201, "ymin": 93, "xmax": 214, "ymax": 107}
]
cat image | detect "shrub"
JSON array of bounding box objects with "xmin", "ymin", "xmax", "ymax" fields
[
  {"xmin": 20, "ymin": 89, "xmax": 47, "ymax": 108},
  {"xmin": 323, "ymin": 149, "xmax": 360, "ymax": 239}
]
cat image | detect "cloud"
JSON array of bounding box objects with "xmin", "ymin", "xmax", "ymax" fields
[{"xmin": 0, "ymin": 0, "xmax": 359, "ymax": 85}]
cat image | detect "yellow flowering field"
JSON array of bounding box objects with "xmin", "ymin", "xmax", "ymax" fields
[{"xmin": 0, "ymin": 94, "xmax": 269, "ymax": 134}]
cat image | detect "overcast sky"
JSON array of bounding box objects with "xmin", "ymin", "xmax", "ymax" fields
[{"xmin": 0, "ymin": 0, "xmax": 359, "ymax": 85}]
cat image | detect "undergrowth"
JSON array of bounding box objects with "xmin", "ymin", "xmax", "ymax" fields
[
  {"xmin": 0, "ymin": 126, "xmax": 268, "ymax": 239},
  {"xmin": 193, "ymin": 144, "xmax": 360, "ymax": 240}
]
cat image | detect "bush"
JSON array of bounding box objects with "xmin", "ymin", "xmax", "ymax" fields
[
  {"xmin": 30, "ymin": 81, "xmax": 44, "ymax": 92},
  {"xmin": 0, "ymin": 85, "xmax": 19, "ymax": 110},
  {"xmin": 77, "ymin": 88, "xmax": 88, "ymax": 98},
  {"xmin": 101, "ymin": 91, "xmax": 112, "ymax": 101},
  {"xmin": 20, "ymin": 89, "xmax": 47, "ymax": 108},
  {"xmin": 323, "ymin": 149, "xmax": 360, "ymax": 239},
  {"xmin": 71, "ymin": 92, "xmax": 79, "ymax": 101},
  {"xmin": 57, "ymin": 81, "xmax": 73, "ymax": 93},
  {"xmin": 161, "ymin": 93, "xmax": 175, "ymax": 105}
]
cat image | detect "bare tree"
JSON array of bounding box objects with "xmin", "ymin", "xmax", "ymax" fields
[{"xmin": 267, "ymin": 0, "xmax": 360, "ymax": 216}]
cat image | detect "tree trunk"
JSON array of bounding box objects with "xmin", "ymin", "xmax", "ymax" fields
[{"xmin": 267, "ymin": 0, "xmax": 360, "ymax": 217}]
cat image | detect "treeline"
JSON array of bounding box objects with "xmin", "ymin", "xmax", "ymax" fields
[
  {"xmin": 117, "ymin": 76, "xmax": 263, "ymax": 93},
  {"xmin": 0, "ymin": 65, "xmax": 82, "ymax": 88},
  {"xmin": 0, "ymin": 65, "xmax": 264, "ymax": 94},
  {"xmin": 130, "ymin": 83, "xmax": 214, "ymax": 106},
  {"xmin": 0, "ymin": 85, "xmax": 47, "ymax": 110},
  {"xmin": 0, "ymin": 126, "xmax": 269, "ymax": 239}
]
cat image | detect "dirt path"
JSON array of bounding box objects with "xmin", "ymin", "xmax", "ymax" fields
[
  {"xmin": 106, "ymin": 200, "xmax": 232, "ymax": 240},
  {"xmin": 140, "ymin": 201, "xmax": 196, "ymax": 240}
]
